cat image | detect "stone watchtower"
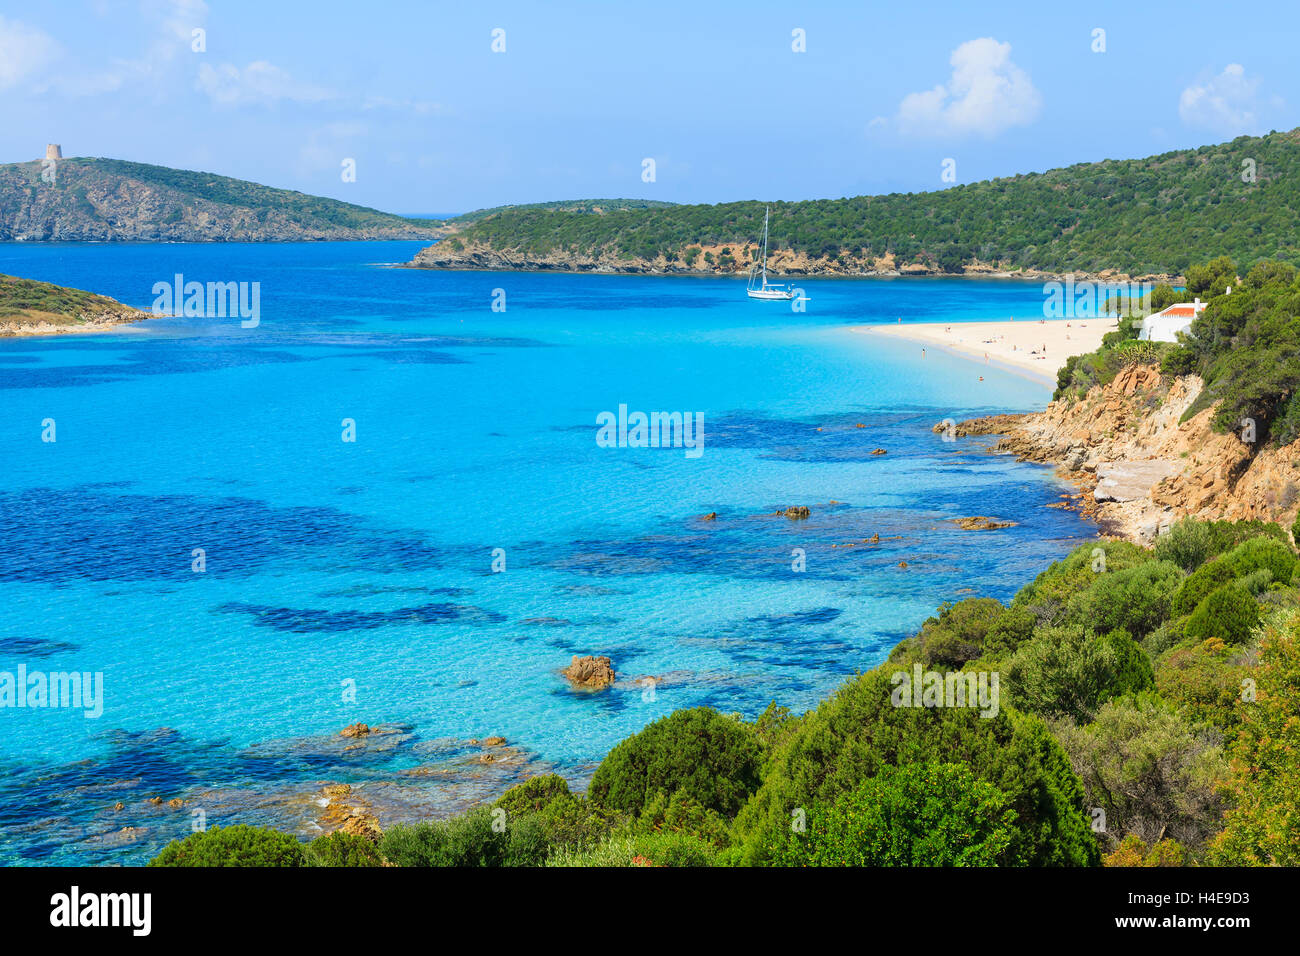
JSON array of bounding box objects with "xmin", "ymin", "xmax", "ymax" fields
[{"xmin": 45, "ymin": 144, "xmax": 62, "ymax": 160}]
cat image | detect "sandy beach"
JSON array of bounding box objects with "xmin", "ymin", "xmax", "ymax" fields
[{"xmin": 853, "ymin": 316, "xmax": 1119, "ymax": 387}]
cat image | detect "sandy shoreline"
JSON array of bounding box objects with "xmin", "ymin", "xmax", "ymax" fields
[
  {"xmin": 0, "ymin": 314, "xmax": 154, "ymax": 339},
  {"xmin": 852, "ymin": 316, "xmax": 1118, "ymax": 388}
]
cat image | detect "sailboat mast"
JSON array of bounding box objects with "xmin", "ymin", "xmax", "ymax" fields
[{"xmin": 761, "ymin": 206, "xmax": 769, "ymax": 284}]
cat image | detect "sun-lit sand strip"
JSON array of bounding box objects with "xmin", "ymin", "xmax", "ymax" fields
[{"xmin": 853, "ymin": 316, "xmax": 1120, "ymax": 387}]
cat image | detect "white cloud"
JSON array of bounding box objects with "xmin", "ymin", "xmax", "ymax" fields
[
  {"xmin": 0, "ymin": 16, "xmax": 59, "ymax": 90},
  {"xmin": 196, "ymin": 61, "xmax": 335, "ymax": 107},
  {"xmin": 882, "ymin": 37, "xmax": 1041, "ymax": 139},
  {"xmin": 1179, "ymin": 64, "xmax": 1272, "ymax": 136},
  {"xmin": 34, "ymin": 0, "xmax": 209, "ymax": 97}
]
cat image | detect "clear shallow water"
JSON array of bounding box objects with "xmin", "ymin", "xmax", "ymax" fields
[{"xmin": 0, "ymin": 242, "xmax": 1094, "ymax": 863}]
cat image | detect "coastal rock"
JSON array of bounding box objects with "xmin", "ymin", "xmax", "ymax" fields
[
  {"xmin": 952, "ymin": 516, "xmax": 1017, "ymax": 531},
  {"xmin": 339, "ymin": 723, "xmax": 372, "ymax": 738},
  {"xmin": 1093, "ymin": 461, "xmax": 1181, "ymax": 502},
  {"xmin": 932, "ymin": 413, "xmax": 1027, "ymax": 438},
  {"xmin": 779, "ymin": 506, "xmax": 811, "ymax": 520},
  {"xmin": 947, "ymin": 366, "xmax": 1300, "ymax": 543},
  {"xmin": 481, "ymin": 736, "xmax": 507, "ymax": 747},
  {"xmin": 870, "ymin": 448, "xmax": 887, "ymax": 456},
  {"xmin": 318, "ymin": 785, "xmax": 383, "ymax": 843},
  {"xmin": 562, "ymin": 655, "xmax": 616, "ymax": 689},
  {"xmin": 700, "ymin": 512, "xmax": 718, "ymax": 521}
]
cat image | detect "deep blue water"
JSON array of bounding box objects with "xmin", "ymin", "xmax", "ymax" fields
[{"xmin": 0, "ymin": 242, "xmax": 1094, "ymax": 863}]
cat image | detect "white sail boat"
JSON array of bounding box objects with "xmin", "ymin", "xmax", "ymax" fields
[{"xmin": 746, "ymin": 205, "xmax": 796, "ymax": 300}]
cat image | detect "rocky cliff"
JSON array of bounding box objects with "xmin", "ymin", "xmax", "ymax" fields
[
  {"xmin": 0, "ymin": 157, "xmax": 441, "ymax": 242},
  {"xmin": 945, "ymin": 364, "xmax": 1300, "ymax": 544},
  {"xmin": 409, "ymin": 239, "xmax": 1172, "ymax": 283}
]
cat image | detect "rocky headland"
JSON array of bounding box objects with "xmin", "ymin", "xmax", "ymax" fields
[
  {"xmin": 0, "ymin": 272, "xmax": 154, "ymax": 337},
  {"xmin": 942, "ymin": 364, "xmax": 1300, "ymax": 545},
  {"xmin": 408, "ymin": 239, "xmax": 1175, "ymax": 283},
  {"xmin": 0, "ymin": 156, "xmax": 442, "ymax": 242}
]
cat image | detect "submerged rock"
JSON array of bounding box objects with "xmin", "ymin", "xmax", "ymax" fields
[
  {"xmin": 952, "ymin": 516, "xmax": 1017, "ymax": 531},
  {"xmin": 778, "ymin": 506, "xmax": 811, "ymax": 520}
]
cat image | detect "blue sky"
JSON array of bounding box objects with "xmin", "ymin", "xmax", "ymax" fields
[{"xmin": 1, "ymin": 0, "xmax": 1295, "ymax": 215}]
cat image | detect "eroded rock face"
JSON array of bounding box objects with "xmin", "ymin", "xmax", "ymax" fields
[
  {"xmin": 562, "ymin": 655, "xmax": 616, "ymax": 689},
  {"xmin": 0, "ymin": 158, "xmax": 438, "ymax": 242},
  {"xmin": 1093, "ymin": 461, "xmax": 1182, "ymax": 502},
  {"xmin": 944, "ymin": 366, "xmax": 1300, "ymax": 544}
]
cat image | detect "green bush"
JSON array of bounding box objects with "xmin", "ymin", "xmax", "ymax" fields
[
  {"xmin": 730, "ymin": 668, "xmax": 1098, "ymax": 866},
  {"xmin": 377, "ymin": 808, "xmax": 549, "ymax": 867},
  {"xmin": 1012, "ymin": 541, "xmax": 1152, "ymax": 626},
  {"xmin": 1155, "ymin": 519, "xmax": 1216, "ymax": 572},
  {"xmin": 1053, "ymin": 695, "xmax": 1225, "ymax": 855},
  {"xmin": 494, "ymin": 774, "xmax": 571, "ymax": 816},
  {"xmin": 637, "ymin": 788, "xmax": 732, "ymax": 847},
  {"xmin": 1161, "ymin": 345, "xmax": 1198, "ymax": 377},
  {"xmin": 1142, "ymin": 616, "xmax": 1190, "ymax": 657},
  {"xmin": 491, "ymin": 774, "xmax": 617, "ymax": 851},
  {"xmin": 1004, "ymin": 625, "xmax": 1134, "ymax": 722},
  {"xmin": 772, "ymin": 762, "xmax": 1017, "ymax": 866},
  {"xmin": 1208, "ymin": 613, "xmax": 1300, "ymax": 865},
  {"xmin": 1224, "ymin": 536, "xmax": 1297, "ymax": 585},
  {"xmin": 545, "ymin": 831, "xmax": 716, "ymax": 867},
  {"xmin": 1185, "ymin": 585, "xmax": 1260, "ymax": 645},
  {"xmin": 1155, "ymin": 636, "xmax": 1250, "ymax": 731},
  {"xmin": 148, "ymin": 825, "xmax": 305, "ymax": 867},
  {"xmin": 588, "ymin": 707, "xmax": 764, "ymax": 819},
  {"xmin": 1172, "ymin": 558, "xmax": 1236, "ymax": 618},
  {"xmin": 304, "ymin": 831, "xmax": 384, "ymax": 867},
  {"xmin": 888, "ymin": 598, "xmax": 1008, "ymax": 668},
  {"xmin": 1066, "ymin": 561, "xmax": 1183, "ymax": 637},
  {"xmin": 1101, "ymin": 629, "xmax": 1156, "ymax": 697}
]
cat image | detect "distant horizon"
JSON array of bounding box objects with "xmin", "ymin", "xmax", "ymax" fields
[{"xmin": 9, "ymin": 120, "xmax": 1295, "ymax": 223}]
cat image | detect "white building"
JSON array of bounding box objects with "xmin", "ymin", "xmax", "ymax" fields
[{"xmin": 1139, "ymin": 298, "xmax": 1207, "ymax": 342}]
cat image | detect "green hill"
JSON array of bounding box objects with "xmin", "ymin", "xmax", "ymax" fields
[
  {"xmin": 0, "ymin": 272, "xmax": 146, "ymax": 335},
  {"xmin": 413, "ymin": 129, "xmax": 1300, "ymax": 277},
  {"xmin": 448, "ymin": 198, "xmax": 677, "ymax": 226},
  {"xmin": 0, "ymin": 156, "xmax": 442, "ymax": 242}
]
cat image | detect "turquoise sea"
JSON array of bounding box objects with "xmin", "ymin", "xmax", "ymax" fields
[{"xmin": 0, "ymin": 241, "xmax": 1094, "ymax": 864}]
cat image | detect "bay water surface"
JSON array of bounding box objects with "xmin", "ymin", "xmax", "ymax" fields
[{"xmin": 0, "ymin": 241, "xmax": 1094, "ymax": 863}]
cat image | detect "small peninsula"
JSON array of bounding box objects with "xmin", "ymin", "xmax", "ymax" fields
[{"xmin": 0, "ymin": 273, "xmax": 151, "ymax": 337}]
